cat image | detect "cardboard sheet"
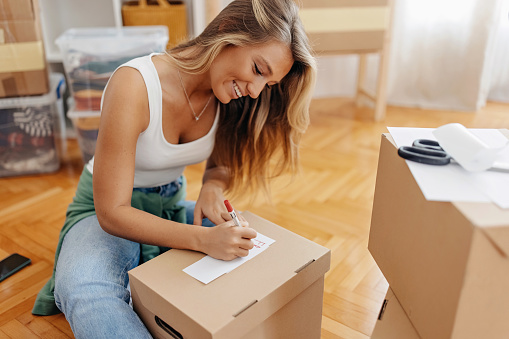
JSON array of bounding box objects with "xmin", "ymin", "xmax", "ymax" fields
[{"xmin": 183, "ymin": 232, "xmax": 275, "ymax": 284}]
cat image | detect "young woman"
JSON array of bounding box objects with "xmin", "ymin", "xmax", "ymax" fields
[{"xmin": 33, "ymin": 0, "xmax": 316, "ymax": 337}]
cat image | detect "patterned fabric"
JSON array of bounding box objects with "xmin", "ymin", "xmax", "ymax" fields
[
  {"xmin": 13, "ymin": 106, "xmax": 53, "ymax": 137},
  {"xmin": 0, "ymin": 104, "xmax": 58, "ymax": 176}
]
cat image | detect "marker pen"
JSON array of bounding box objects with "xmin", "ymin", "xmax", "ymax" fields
[{"xmin": 224, "ymin": 200, "xmax": 241, "ymax": 227}]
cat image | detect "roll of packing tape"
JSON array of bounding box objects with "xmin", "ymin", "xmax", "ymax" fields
[{"xmin": 432, "ymin": 123, "xmax": 502, "ymax": 172}]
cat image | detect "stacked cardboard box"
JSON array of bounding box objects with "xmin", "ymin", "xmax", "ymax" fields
[
  {"xmin": 0, "ymin": 0, "xmax": 49, "ymax": 98},
  {"xmin": 369, "ymin": 133, "xmax": 509, "ymax": 339}
]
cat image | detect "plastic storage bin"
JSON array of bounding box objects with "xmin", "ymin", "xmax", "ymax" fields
[
  {"xmin": 67, "ymin": 107, "xmax": 100, "ymax": 164},
  {"xmin": 56, "ymin": 26, "xmax": 168, "ymax": 111},
  {"xmin": 0, "ymin": 73, "xmax": 66, "ymax": 177}
]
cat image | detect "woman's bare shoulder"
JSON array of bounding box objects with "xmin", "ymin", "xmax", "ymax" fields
[
  {"xmin": 101, "ymin": 66, "xmax": 150, "ymax": 133},
  {"xmin": 105, "ymin": 66, "xmax": 146, "ymax": 97}
]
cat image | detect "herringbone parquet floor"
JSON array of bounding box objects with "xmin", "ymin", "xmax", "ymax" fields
[{"xmin": 1, "ymin": 97, "xmax": 508, "ymax": 338}]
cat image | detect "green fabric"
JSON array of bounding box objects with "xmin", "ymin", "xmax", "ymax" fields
[{"xmin": 32, "ymin": 167, "xmax": 187, "ymax": 316}]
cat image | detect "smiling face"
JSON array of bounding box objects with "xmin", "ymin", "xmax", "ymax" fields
[{"xmin": 209, "ymin": 40, "xmax": 294, "ymax": 104}]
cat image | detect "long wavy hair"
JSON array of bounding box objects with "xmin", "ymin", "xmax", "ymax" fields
[{"xmin": 166, "ymin": 0, "xmax": 316, "ymax": 201}]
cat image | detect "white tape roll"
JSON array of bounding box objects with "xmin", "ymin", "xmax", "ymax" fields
[{"xmin": 432, "ymin": 123, "xmax": 502, "ymax": 172}]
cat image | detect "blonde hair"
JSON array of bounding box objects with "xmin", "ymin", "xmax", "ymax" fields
[{"xmin": 167, "ymin": 0, "xmax": 317, "ymax": 201}]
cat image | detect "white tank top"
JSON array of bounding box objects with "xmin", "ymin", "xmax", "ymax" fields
[{"xmin": 86, "ymin": 53, "xmax": 219, "ymax": 188}]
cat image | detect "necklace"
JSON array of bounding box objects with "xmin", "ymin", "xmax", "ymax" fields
[{"xmin": 177, "ymin": 69, "xmax": 213, "ymax": 121}]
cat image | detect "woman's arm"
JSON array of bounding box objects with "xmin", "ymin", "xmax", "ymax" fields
[{"xmin": 92, "ymin": 67, "xmax": 255, "ymax": 260}]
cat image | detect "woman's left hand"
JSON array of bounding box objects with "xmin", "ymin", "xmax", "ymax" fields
[
  {"xmin": 194, "ymin": 182, "xmax": 248, "ymax": 227},
  {"xmin": 194, "ymin": 182, "xmax": 226, "ymax": 225},
  {"xmin": 195, "ymin": 159, "xmax": 248, "ymax": 226}
]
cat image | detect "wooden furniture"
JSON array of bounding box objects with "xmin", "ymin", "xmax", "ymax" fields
[
  {"xmin": 299, "ymin": 0, "xmax": 394, "ymax": 121},
  {"xmin": 122, "ymin": 0, "xmax": 189, "ymax": 49}
]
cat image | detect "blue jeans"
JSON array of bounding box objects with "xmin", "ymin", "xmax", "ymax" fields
[{"xmin": 54, "ymin": 199, "xmax": 213, "ymax": 339}]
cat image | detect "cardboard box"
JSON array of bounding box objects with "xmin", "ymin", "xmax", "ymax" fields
[
  {"xmin": 371, "ymin": 287, "xmax": 421, "ymax": 339},
  {"xmin": 0, "ymin": 0, "xmax": 49, "ymax": 98},
  {"xmin": 129, "ymin": 211, "xmax": 331, "ymax": 339},
  {"xmin": 368, "ymin": 133, "xmax": 509, "ymax": 339}
]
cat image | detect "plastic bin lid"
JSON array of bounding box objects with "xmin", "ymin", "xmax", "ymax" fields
[
  {"xmin": 0, "ymin": 73, "xmax": 66, "ymax": 109},
  {"xmin": 55, "ymin": 26, "xmax": 169, "ymax": 55},
  {"xmin": 67, "ymin": 105, "xmax": 101, "ymax": 119}
]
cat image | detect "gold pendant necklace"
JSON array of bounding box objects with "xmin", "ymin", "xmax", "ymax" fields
[{"xmin": 177, "ymin": 69, "xmax": 213, "ymax": 121}]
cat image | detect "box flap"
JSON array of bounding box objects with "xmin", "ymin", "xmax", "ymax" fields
[
  {"xmin": 481, "ymin": 227, "xmax": 509, "ymax": 258},
  {"xmin": 455, "ymin": 128, "xmax": 509, "ymax": 257},
  {"xmin": 452, "ymin": 202, "xmax": 509, "ymax": 257},
  {"xmin": 129, "ymin": 211, "xmax": 330, "ymax": 338},
  {"xmin": 371, "ymin": 288, "xmax": 421, "ymax": 339}
]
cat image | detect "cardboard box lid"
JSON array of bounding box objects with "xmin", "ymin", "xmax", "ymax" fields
[
  {"xmin": 129, "ymin": 211, "xmax": 331, "ymax": 337},
  {"xmin": 384, "ymin": 133, "xmax": 509, "ymax": 257}
]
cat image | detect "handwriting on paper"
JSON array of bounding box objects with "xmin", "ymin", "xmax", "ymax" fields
[
  {"xmin": 252, "ymin": 238, "xmax": 266, "ymax": 249},
  {"xmin": 183, "ymin": 232, "xmax": 275, "ymax": 284}
]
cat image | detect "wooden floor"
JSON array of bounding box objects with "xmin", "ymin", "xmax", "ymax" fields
[{"xmin": 1, "ymin": 97, "xmax": 508, "ymax": 338}]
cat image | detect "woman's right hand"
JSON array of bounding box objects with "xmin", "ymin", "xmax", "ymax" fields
[{"xmin": 199, "ymin": 221, "xmax": 257, "ymax": 261}]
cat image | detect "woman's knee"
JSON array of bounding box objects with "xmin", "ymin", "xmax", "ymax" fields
[{"xmin": 54, "ymin": 215, "xmax": 141, "ymax": 309}]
